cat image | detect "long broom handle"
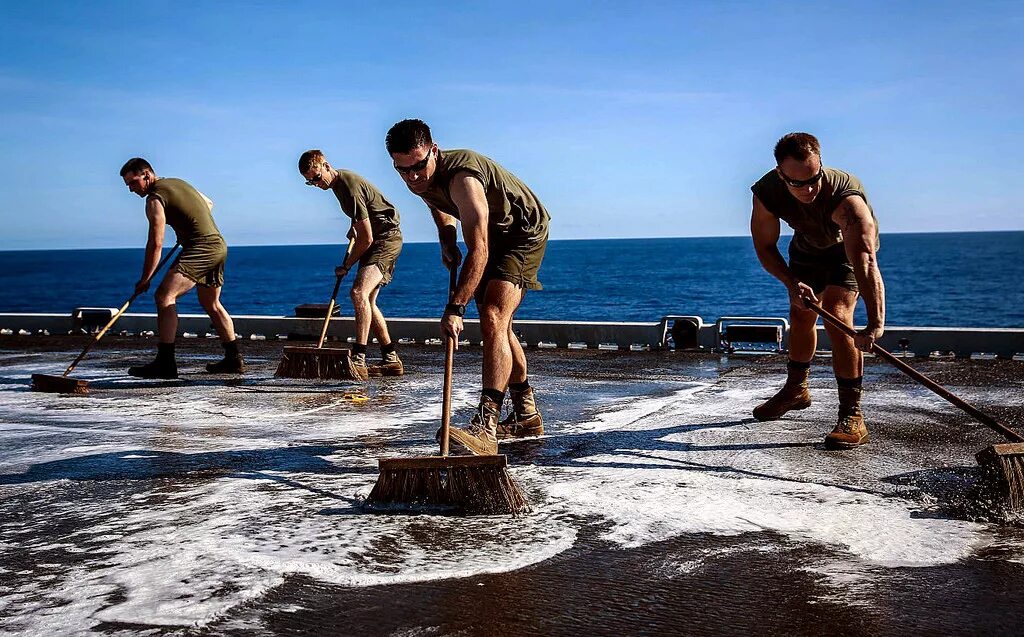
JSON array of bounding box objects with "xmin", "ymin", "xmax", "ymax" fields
[
  {"xmin": 440, "ymin": 265, "xmax": 458, "ymax": 457},
  {"xmin": 805, "ymin": 301, "xmax": 1024, "ymax": 443},
  {"xmin": 62, "ymin": 243, "xmax": 181, "ymax": 377},
  {"xmin": 315, "ymin": 237, "xmax": 356, "ymax": 349}
]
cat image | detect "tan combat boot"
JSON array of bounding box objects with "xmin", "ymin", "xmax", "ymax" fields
[
  {"xmin": 825, "ymin": 382, "xmax": 869, "ymax": 449},
  {"xmin": 447, "ymin": 396, "xmax": 500, "ymax": 456},
  {"xmin": 497, "ymin": 386, "xmax": 544, "ymax": 439},
  {"xmin": 349, "ymin": 353, "xmax": 370, "ymax": 381},
  {"xmin": 368, "ymin": 350, "xmax": 404, "ymax": 377},
  {"xmin": 753, "ymin": 361, "xmax": 812, "ymax": 421}
]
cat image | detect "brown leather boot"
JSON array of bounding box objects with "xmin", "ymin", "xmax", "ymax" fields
[
  {"xmin": 349, "ymin": 353, "xmax": 369, "ymax": 381},
  {"xmin": 368, "ymin": 350, "xmax": 404, "ymax": 377},
  {"xmin": 753, "ymin": 361, "xmax": 811, "ymax": 421},
  {"xmin": 825, "ymin": 382, "xmax": 869, "ymax": 449},
  {"xmin": 497, "ymin": 387, "xmax": 544, "ymax": 439},
  {"xmin": 445, "ymin": 396, "xmax": 499, "ymax": 456}
]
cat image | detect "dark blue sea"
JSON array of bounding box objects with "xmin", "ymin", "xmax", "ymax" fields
[{"xmin": 1, "ymin": 232, "xmax": 1022, "ymax": 327}]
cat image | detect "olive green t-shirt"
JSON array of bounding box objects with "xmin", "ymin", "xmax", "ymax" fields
[
  {"xmin": 751, "ymin": 167, "xmax": 879, "ymax": 255},
  {"xmin": 147, "ymin": 177, "xmax": 222, "ymax": 247},
  {"xmin": 416, "ymin": 149, "xmax": 550, "ymax": 240},
  {"xmin": 330, "ymin": 170, "xmax": 401, "ymax": 238}
]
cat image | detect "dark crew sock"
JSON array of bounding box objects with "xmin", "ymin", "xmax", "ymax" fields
[
  {"xmin": 157, "ymin": 342, "xmax": 176, "ymax": 360},
  {"xmin": 787, "ymin": 359, "xmax": 811, "ymax": 371},
  {"xmin": 223, "ymin": 339, "xmax": 240, "ymax": 358},
  {"xmin": 482, "ymin": 387, "xmax": 505, "ymax": 406},
  {"xmin": 380, "ymin": 341, "xmax": 396, "ymax": 356},
  {"xmin": 352, "ymin": 342, "xmax": 367, "ymax": 356},
  {"xmin": 835, "ymin": 375, "xmax": 863, "ymax": 389},
  {"xmin": 509, "ymin": 379, "xmax": 531, "ymax": 393}
]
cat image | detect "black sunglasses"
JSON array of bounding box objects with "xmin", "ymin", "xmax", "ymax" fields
[
  {"xmin": 305, "ymin": 171, "xmax": 325, "ymax": 186},
  {"xmin": 394, "ymin": 147, "xmax": 434, "ymax": 175},
  {"xmin": 778, "ymin": 166, "xmax": 824, "ymax": 188}
]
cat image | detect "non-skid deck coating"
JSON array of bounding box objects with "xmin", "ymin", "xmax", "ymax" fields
[{"xmin": 2, "ymin": 337, "xmax": 1024, "ymax": 636}]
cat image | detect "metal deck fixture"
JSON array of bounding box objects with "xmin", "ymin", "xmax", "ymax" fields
[{"xmin": 715, "ymin": 317, "xmax": 789, "ymax": 355}]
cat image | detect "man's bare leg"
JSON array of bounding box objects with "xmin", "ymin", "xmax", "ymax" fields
[
  {"xmin": 196, "ymin": 284, "xmax": 236, "ymax": 343},
  {"xmin": 350, "ymin": 267, "xmax": 384, "ymax": 347},
  {"xmin": 196, "ymin": 283, "xmax": 243, "ymax": 373},
  {"xmin": 155, "ymin": 271, "xmax": 196, "ymax": 344},
  {"xmin": 446, "ymin": 278, "xmax": 524, "ymax": 456},
  {"xmin": 821, "ymin": 286, "xmax": 862, "ymax": 379},
  {"xmin": 821, "ymin": 285, "xmax": 868, "ymax": 448},
  {"xmin": 752, "ymin": 292, "xmax": 818, "ymax": 421},
  {"xmin": 129, "ymin": 270, "xmax": 194, "ymax": 378},
  {"xmin": 368, "ymin": 283, "xmax": 393, "ymax": 347},
  {"xmin": 349, "ymin": 267, "xmax": 384, "ymax": 375},
  {"xmin": 479, "ymin": 279, "xmax": 524, "ymax": 392}
]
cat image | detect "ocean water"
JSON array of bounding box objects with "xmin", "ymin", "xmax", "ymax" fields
[{"xmin": 0, "ymin": 232, "xmax": 1021, "ymax": 327}]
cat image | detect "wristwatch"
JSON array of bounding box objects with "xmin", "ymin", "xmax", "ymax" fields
[{"xmin": 444, "ymin": 303, "xmax": 467, "ymax": 317}]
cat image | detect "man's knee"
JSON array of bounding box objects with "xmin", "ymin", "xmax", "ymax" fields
[
  {"xmin": 480, "ymin": 304, "xmax": 510, "ymax": 336},
  {"xmin": 350, "ymin": 284, "xmax": 371, "ymax": 303},
  {"xmin": 154, "ymin": 288, "xmax": 177, "ymax": 309}
]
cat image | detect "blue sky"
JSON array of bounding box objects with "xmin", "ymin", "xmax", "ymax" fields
[{"xmin": 1, "ymin": 1, "xmax": 1021, "ymax": 250}]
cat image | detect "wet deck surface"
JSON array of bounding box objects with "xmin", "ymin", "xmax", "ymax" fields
[{"xmin": 2, "ymin": 335, "xmax": 1024, "ymax": 636}]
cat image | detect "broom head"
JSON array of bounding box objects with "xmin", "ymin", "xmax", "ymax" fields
[
  {"xmin": 275, "ymin": 345, "xmax": 361, "ymax": 380},
  {"xmin": 364, "ymin": 454, "xmax": 529, "ymax": 515},
  {"xmin": 31, "ymin": 373, "xmax": 90, "ymax": 395},
  {"xmin": 975, "ymin": 442, "xmax": 1024, "ymax": 515}
]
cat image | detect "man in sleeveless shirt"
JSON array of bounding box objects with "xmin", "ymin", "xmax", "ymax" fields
[
  {"xmin": 386, "ymin": 119, "xmax": 549, "ymax": 455},
  {"xmin": 120, "ymin": 158, "xmax": 243, "ymax": 378},
  {"xmin": 298, "ymin": 150, "xmax": 404, "ymax": 379},
  {"xmin": 749, "ymin": 133, "xmax": 885, "ymax": 449}
]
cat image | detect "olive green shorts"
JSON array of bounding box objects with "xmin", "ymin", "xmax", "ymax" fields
[
  {"xmin": 174, "ymin": 234, "xmax": 227, "ymax": 288},
  {"xmin": 484, "ymin": 227, "xmax": 548, "ymax": 291},
  {"xmin": 360, "ymin": 231, "xmax": 402, "ymax": 287},
  {"xmin": 788, "ymin": 241, "xmax": 857, "ymax": 294}
]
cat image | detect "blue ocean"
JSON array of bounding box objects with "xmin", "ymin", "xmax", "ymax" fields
[{"xmin": 1, "ymin": 232, "xmax": 1022, "ymax": 328}]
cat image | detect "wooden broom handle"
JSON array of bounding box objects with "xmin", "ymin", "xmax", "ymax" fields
[
  {"xmin": 63, "ymin": 243, "xmax": 181, "ymax": 377},
  {"xmin": 805, "ymin": 300, "xmax": 1024, "ymax": 443},
  {"xmin": 440, "ymin": 265, "xmax": 458, "ymax": 457},
  {"xmin": 316, "ymin": 237, "xmax": 356, "ymax": 349}
]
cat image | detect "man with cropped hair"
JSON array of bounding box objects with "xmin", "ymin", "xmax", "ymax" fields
[
  {"xmin": 386, "ymin": 119, "xmax": 549, "ymax": 455},
  {"xmin": 749, "ymin": 132, "xmax": 885, "ymax": 449},
  {"xmin": 299, "ymin": 150, "xmax": 404, "ymax": 378},
  {"xmin": 120, "ymin": 157, "xmax": 242, "ymax": 378}
]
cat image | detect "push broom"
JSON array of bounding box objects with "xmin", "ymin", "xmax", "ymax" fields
[
  {"xmin": 31, "ymin": 242, "xmax": 181, "ymax": 395},
  {"xmin": 275, "ymin": 238, "xmax": 361, "ymax": 380},
  {"xmin": 364, "ymin": 265, "xmax": 529, "ymax": 514},
  {"xmin": 806, "ymin": 301, "xmax": 1024, "ymax": 513}
]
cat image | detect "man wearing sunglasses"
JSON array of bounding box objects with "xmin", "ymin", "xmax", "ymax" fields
[
  {"xmin": 120, "ymin": 157, "xmax": 243, "ymax": 378},
  {"xmin": 749, "ymin": 132, "xmax": 885, "ymax": 449},
  {"xmin": 298, "ymin": 150, "xmax": 404, "ymax": 379},
  {"xmin": 386, "ymin": 119, "xmax": 549, "ymax": 455}
]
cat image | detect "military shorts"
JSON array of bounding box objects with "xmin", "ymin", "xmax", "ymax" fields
[
  {"xmin": 788, "ymin": 241, "xmax": 858, "ymax": 294},
  {"xmin": 484, "ymin": 227, "xmax": 548, "ymax": 291},
  {"xmin": 360, "ymin": 231, "xmax": 402, "ymax": 287},
  {"xmin": 174, "ymin": 234, "xmax": 227, "ymax": 288}
]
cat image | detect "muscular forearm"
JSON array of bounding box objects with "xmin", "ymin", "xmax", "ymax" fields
[
  {"xmin": 344, "ymin": 235, "xmax": 374, "ymax": 270},
  {"xmin": 453, "ymin": 248, "xmax": 486, "ymax": 306},
  {"xmin": 852, "ymin": 252, "xmax": 885, "ymax": 328},
  {"xmin": 140, "ymin": 239, "xmax": 163, "ymax": 282},
  {"xmin": 755, "ymin": 245, "xmax": 798, "ymax": 289},
  {"xmin": 437, "ymin": 223, "xmax": 457, "ymax": 248}
]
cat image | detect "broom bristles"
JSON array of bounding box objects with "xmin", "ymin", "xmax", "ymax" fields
[
  {"xmin": 976, "ymin": 445, "xmax": 1024, "ymax": 516},
  {"xmin": 275, "ymin": 349, "xmax": 358, "ymax": 380},
  {"xmin": 31, "ymin": 374, "xmax": 90, "ymax": 395},
  {"xmin": 366, "ymin": 465, "xmax": 529, "ymax": 515}
]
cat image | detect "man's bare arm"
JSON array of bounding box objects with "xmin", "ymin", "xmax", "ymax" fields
[
  {"xmin": 750, "ymin": 195, "xmax": 817, "ymax": 304},
  {"xmin": 136, "ymin": 197, "xmax": 167, "ymax": 293},
  {"xmin": 447, "ymin": 173, "xmax": 489, "ymax": 306},
  {"xmin": 834, "ymin": 196, "xmax": 885, "ymax": 339},
  {"xmin": 341, "ymin": 217, "xmax": 374, "ymax": 271},
  {"xmin": 429, "ymin": 205, "xmax": 462, "ymax": 269}
]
